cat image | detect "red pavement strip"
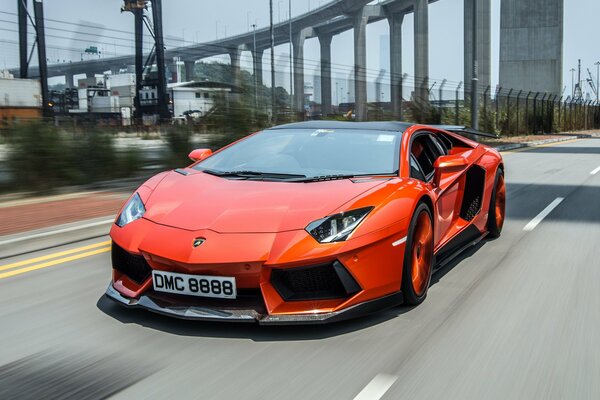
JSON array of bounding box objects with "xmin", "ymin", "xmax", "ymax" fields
[{"xmin": 0, "ymin": 193, "xmax": 127, "ymax": 236}]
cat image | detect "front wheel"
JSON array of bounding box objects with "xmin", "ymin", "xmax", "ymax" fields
[{"xmin": 401, "ymin": 202, "xmax": 434, "ymax": 305}]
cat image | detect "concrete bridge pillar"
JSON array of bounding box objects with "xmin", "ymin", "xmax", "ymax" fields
[
  {"xmin": 65, "ymin": 73, "xmax": 74, "ymax": 89},
  {"xmin": 388, "ymin": 12, "xmax": 404, "ymax": 119},
  {"xmin": 354, "ymin": 9, "xmax": 368, "ymax": 121},
  {"xmin": 464, "ymin": 0, "xmax": 491, "ymax": 98},
  {"xmin": 253, "ymin": 48, "xmax": 264, "ymax": 88},
  {"xmin": 229, "ymin": 46, "xmax": 243, "ymax": 87},
  {"xmin": 413, "ymin": 0, "xmax": 429, "ymax": 104},
  {"xmin": 292, "ymin": 29, "xmax": 310, "ymax": 116},
  {"xmin": 318, "ymin": 33, "xmax": 333, "ymax": 116},
  {"xmin": 184, "ymin": 61, "xmax": 196, "ymax": 82}
]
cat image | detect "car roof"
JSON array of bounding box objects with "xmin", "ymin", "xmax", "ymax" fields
[{"xmin": 268, "ymin": 121, "xmax": 414, "ymax": 133}]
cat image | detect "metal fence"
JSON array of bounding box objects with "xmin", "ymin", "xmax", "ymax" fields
[{"xmin": 366, "ymin": 80, "xmax": 600, "ymax": 135}]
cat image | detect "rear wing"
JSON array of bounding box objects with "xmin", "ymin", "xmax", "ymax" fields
[{"xmin": 431, "ymin": 125, "xmax": 499, "ymax": 139}]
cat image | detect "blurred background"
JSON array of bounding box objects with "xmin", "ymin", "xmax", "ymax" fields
[{"xmin": 0, "ymin": 0, "xmax": 599, "ymax": 196}]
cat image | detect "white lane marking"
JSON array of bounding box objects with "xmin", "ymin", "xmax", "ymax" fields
[
  {"xmin": 591, "ymin": 166, "xmax": 600, "ymax": 175},
  {"xmin": 392, "ymin": 236, "xmax": 407, "ymax": 247},
  {"xmin": 0, "ymin": 219, "xmax": 114, "ymax": 246},
  {"xmin": 523, "ymin": 197, "xmax": 564, "ymax": 232},
  {"xmin": 353, "ymin": 374, "xmax": 398, "ymax": 400}
]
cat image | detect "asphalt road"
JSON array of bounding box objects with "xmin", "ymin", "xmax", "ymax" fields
[{"xmin": 1, "ymin": 138, "xmax": 599, "ymax": 400}]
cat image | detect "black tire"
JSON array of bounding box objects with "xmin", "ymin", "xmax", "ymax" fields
[
  {"xmin": 401, "ymin": 202, "xmax": 434, "ymax": 306},
  {"xmin": 487, "ymin": 168, "xmax": 506, "ymax": 239}
]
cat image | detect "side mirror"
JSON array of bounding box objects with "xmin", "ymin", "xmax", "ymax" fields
[
  {"xmin": 188, "ymin": 148, "xmax": 213, "ymax": 162},
  {"xmin": 433, "ymin": 155, "xmax": 468, "ymax": 187}
]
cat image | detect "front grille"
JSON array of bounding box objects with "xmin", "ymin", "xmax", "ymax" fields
[
  {"xmin": 271, "ymin": 261, "xmax": 361, "ymax": 301},
  {"xmin": 111, "ymin": 243, "xmax": 152, "ymax": 284}
]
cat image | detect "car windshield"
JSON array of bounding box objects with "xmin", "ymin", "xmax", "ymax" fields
[{"xmin": 194, "ymin": 128, "xmax": 402, "ymax": 179}]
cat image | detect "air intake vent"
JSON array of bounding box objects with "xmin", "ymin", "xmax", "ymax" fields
[
  {"xmin": 460, "ymin": 166, "xmax": 486, "ymax": 221},
  {"xmin": 271, "ymin": 261, "xmax": 361, "ymax": 301},
  {"xmin": 111, "ymin": 243, "xmax": 152, "ymax": 284}
]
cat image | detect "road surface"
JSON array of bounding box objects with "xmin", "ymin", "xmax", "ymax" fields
[{"xmin": 1, "ymin": 138, "xmax": 599, "ymax": 400}]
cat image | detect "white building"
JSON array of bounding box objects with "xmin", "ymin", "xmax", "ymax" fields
[{"xmin": 168, "ymin": 81, "xmax": 237, "ymax": 118}]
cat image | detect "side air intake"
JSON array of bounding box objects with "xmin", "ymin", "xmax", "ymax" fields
[{"xmin": 460, "ymin": 166, "xmax": 486, "ymax": 221}]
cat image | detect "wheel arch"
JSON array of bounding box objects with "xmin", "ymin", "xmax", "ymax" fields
[{"xmin": 417, "ymin": 194, "xmax": 434, "ymax": 226}]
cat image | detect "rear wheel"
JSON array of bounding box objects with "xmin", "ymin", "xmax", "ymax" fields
[
  {"xmin": 487, "ymin": 168, "xmax": 506, "ymax": 238},
  {"xmin": 401, "ymin": 203, "xmax": 434, "ymax": 305}
]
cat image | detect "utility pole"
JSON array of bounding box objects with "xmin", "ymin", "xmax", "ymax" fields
[
  {"xmin": 133, "ymin": 6, "xmax": 143, "ymax": 120},
  {"xmin": 470, "ymin": 0, "xmax": 479, "ymax": 130},
  {"xmin": 289, "ymin": 0, "xmax": 293, "ymax": 117},
  {"xmin": 252, "ymin": 23, "xmax": 258, "ymax": 110},
  {"xmin": 17, "ymin": 0, "xmax": 28, "ymax": 78},
  {"xmin": 33, "ymin": 0, "xmax": 50, "ymax": 117},
  {"xmin": 122, "ymin": 0, "xmax": 170, "ymax": 121},
  {"xmin": 270, "ymin": 0, "xmax": 276, "ymax": 123},
  {"xmin": 151, "ymin": 0, "xmax": 169, "ymax": 120}
]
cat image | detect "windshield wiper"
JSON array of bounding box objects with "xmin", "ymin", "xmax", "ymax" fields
[
  {"xmin": 201, "ymin": 169, "xmax": 306, "ymax": 180},
  {"xmin": 290, "ymin": 173, "xmax": 397, "ymax": 183}
]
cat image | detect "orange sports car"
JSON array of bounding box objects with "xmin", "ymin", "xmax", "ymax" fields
[{"xmin": 105, "ymin": 121, "xmax": 505, "ymax": 324}]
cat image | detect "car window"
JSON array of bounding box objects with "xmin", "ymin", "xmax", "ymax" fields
[
  {"xmin": 410, "ymin": 155, "xmax": 426, "ymax": 181},
  {"xmin": 410, "ymin": 133, "xmax": 443, "ymax": 180},
  {"xmin": 431, "ymin": 135, "xmax": 449, "ymax": 155},
  {"xmin": 195, "ymin": 128, "xmax": 402, "ymax": 177}
]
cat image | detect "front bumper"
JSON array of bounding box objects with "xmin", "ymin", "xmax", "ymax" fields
[{"xmin": 105, "ymin": 283, "xmax": 403, "ymax": 325}]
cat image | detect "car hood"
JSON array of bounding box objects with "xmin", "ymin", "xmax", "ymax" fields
[{"xmin": 142, "ymin": 170, "xmax": 389, "ymax": 233}]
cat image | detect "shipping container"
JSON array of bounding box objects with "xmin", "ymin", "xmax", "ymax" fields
[
  {"xmin": 0, "ymin": 78, "xmax": 42, "ymax": 108},
  {"xmin": 107, "ymin": 73, "xmax": 135, "ymax": 88}
]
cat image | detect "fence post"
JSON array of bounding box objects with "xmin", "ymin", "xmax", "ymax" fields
[
  {"xmin": 525, "ymin": 91, "xmax": 531, "ymax": 132},
  {"xmin": 540, "ymin": 93, "xmax": 547, "ymax": 133},
  {"xmin": 532, "ymin": 93, "xmax": 540, "ymax": 133},
  {"xmin": 483, "ymin": 86, "xmax": 490, "ymax": 130},
  {"xmin": 455, "ymin": 81, "xmax": 462, "ymax": 125},
  {"xmin": 550, "ymin": 95, "xmax": 558, "ymax": 132},
  {"xmin": 569, "ymin": 98, "xmax": 574, "ymax": 131},
  {"xmin": 515, "ymin": 90, "xmax": 522, "ymax": 134},
  {"xmin": 506, "ymin": 89, "xmax": 513, "ymax": 135},
  {"xmin": 557, "ymin": 96, "xmax": 563, "ymax": 131},
  {"xmin": 585, "ymin": 100, "xmax": 590, "ymax": 130},
  {"xmin": 438, "ymin": 79, "xmax": 446, "ymax": 122},
  {"xmin": 495, "ymin": 86, "xmax": 502, "ymax": 129}
]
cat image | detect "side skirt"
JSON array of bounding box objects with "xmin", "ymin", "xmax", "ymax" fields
[{"xmin": 434, "ymin": 224, "xmax": 487, "ymax": 270}]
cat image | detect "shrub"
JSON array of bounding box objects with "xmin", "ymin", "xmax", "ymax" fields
[
  {"xmin": 5, "ymin": 122, "xmax": 144, "ymax": 193},
  {"xmin": 6, "ymin": 122, "xmax": 73, "ymax": 191}
]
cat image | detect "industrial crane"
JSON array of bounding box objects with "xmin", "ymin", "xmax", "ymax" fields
[
  {"xmin": 586, "ymin": 68, "xmax": 598, "ymax": 99},
  {"xmin": 121, "ymin": 0, "xmax": 170, "ymax": 120}
]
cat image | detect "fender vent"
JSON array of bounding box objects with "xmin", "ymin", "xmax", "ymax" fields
[{"xmin": 460, "ymin": 166, "xmax": 486, "ymax": 221}]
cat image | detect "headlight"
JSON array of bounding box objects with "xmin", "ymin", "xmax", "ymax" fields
[
  {"xmin": 116, "ymin": 193, "xmax": 146, "ymax": 227},
  {"xmin": 306, "ymin": 207, "xmax": 374, "ymax": 243}
]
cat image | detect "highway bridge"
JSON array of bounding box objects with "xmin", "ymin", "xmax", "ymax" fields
[{"xmin": 11, "ymin": 0, "xmax": 564, "ymax": 120}]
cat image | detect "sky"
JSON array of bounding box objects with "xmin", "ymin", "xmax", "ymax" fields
[{"xmin": 0, "ymin": 0, "xmax": 598, "ymax": 100}]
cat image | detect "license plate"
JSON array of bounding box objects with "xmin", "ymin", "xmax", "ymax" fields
[{"xmin": 152, "ymin": 270, "xmax": 236, "ymax": 299}]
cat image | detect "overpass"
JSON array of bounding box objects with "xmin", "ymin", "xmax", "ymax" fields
[{"xmin": 14, "ymin": 0, "xmax": 495, "ymax": 120}]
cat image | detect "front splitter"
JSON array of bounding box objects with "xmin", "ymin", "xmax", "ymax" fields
[{"xmin": 105, "ymin": 283, "xmax": 403, "ymax": 325}]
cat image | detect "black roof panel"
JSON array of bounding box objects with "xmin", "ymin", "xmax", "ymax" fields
[{"xmin": 268, "ymin": 121, "xmax": 414, "ymax": 132}]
